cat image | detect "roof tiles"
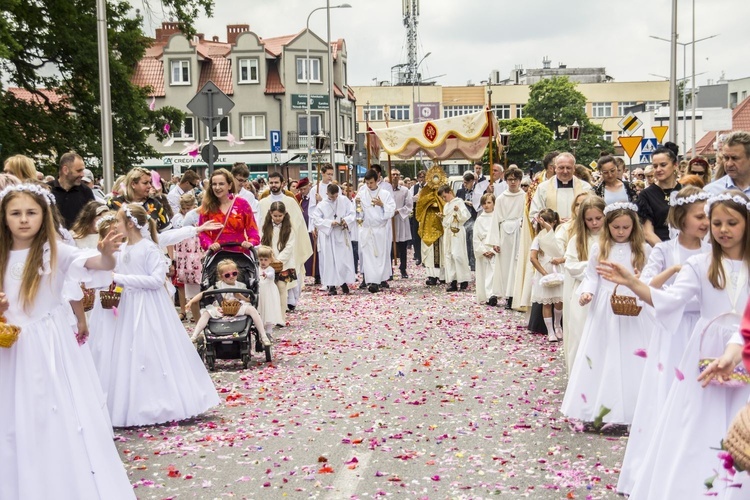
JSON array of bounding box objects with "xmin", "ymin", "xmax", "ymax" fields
[
  {"xmin": 132, "ymin": 58, "xmax": 165, "ymax": 97},
  {"xmin": 692, "ymin": 98, "xmax": 750, "ymax": 155},
  {"xmin": 198, "ymin": 57, "xmax": 233, "ymax": 95},
  {"xmin": 265, "ymin": 62, "xmax": 285, "ymax": 95},
  {"xmin": 6, "ymin": 87, "xmax": 63, "ymax": 104}
]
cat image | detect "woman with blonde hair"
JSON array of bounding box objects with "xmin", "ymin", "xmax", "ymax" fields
[
  {"xmin": 3, "ymin": 154, "xmax": 37, "ymax": 181},
  {"xmin": 107, "ymin": 167, "xmax": 170, "ymax": 231}
]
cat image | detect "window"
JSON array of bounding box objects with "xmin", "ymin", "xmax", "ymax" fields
[
  {"xmin": 389, "ymin": 105, "xmax": 410, "ymax": 121},
  {"xmin": 363, "ymin": 105, "xmax": 384, "ymax": 121},
  {"xmin": 645, "ymin": 101, "xmax": 662, "ymax": 112},
  {"xmin": 170, "ymin": 60, "xmax": 190, "ymax": 85},
  {"xmin": 592, "ymin": 102, "xmax": 612, "ymax": 118},
  {"xmin": 345, "ymin": 116, "xmax": 352, "ymax": 139},
  {"xmin": 515, "ymin": 104, "xmax": 525, "ymax": 118},
  {"xmin": 602, "ymin": 132, "xmax": 613, "ymax": 143},
  {"xmin": 443, "ymin": 105, "xmax": 482, "ymax": 118},
  {"xmin": 238, "ymin": 58, "xmax": 259, "ymax": 83},
  {"xmin": 296, "ymin": 57, "xmax": 321, "ymax": 83},
  {"xmin": 173, "ymin": 116, "xmax": 195, "ymax": 141},
  {"xmin": 241, "ymin": 114, "xmax": 265, "ymax": 139},
  {"xmin": 206, "ymin": 116, "xmax": 230, "ymax": 139},
  {"xmin": 298, "ymin": 114, "xmax": 321, "ymax": 135},
  {"xmin": 618, "ymin": 101, "xmax": 637, "ymax": 116},
  {"xmin": 492, "ymin": 105, "xmax": 511, "ymax": 120}
]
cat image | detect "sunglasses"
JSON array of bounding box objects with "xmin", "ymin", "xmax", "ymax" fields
[
  {"xmin": 689, "ymin": 170, "xmax": 704, "ymax": 175},
  {"xmin": 636, "ymin": 174, "xmax": 645, "ymax": 178},
  {"xmin": 223, "ymin": 271, "xmax": 239, "ymax": 278}
]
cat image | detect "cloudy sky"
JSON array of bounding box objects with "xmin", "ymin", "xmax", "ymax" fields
[{"xmin": 139, "ymin": 0, "xmax": 749, "ymax": 88}]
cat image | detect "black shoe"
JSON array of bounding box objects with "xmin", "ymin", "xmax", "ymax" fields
[
  {"xmin": 341, "ymin": 283, "xmax": 350, "ymax": 294},
  {"xmin": 314, "ymin": 278, "xmax": 321, "ymax": 285},
  {"xmin": 328, "ymin": 286, "xmax": 337, "ymax": 295},
  {"xmin": 505, "ymin": 297, "xmax": 514, "ymax": 310},
  {"xmin": 400, "ymin": 272, "xmax": 409, "ymax": 279},
  {"xmin": 439, "ymin": 279, "xmax": 446, "ymax": 284},
  {"xmin": 446, "ymin": 281, "xmax": 458, "ymax": 292},
  {"xmin": 488, "ymin": 296, "xmax": 498, "ymax": 307},
  {"xmin": 415, "ymin": 259, "xmax": 422, "ymax": 266},
  {"xmin": 368, "ymin": 283, "xmax": 380, "ymax": 293},
  {"xmin": 425, "ymin": 277, "xmax": 438, "ymax": 286},
  {"xmin": 287, "ymin": 304, "xmax": 296, "ymax": 312},
  {"xmin": 359, "ymin": 280, "xmax": 367, "ymax": 290},
  {"xmin": 459, "ymin": 281, "xmax": 469, "ymax": 291},
  {"xmin": 380, "ymin": 281, "xmax": 390, "ymax": 289}
]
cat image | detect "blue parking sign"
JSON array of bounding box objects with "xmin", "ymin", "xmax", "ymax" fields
[{"xmin": 270, "ymin": 130, "xmax": 281, "ymax": 153}]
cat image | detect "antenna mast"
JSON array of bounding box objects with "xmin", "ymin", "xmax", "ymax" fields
[{"xmin": 403, "ymin": 0, "xmax": 419, "ymax": 85}]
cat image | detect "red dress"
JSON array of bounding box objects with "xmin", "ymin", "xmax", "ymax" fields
[
  {"xmin": 742, "ymin": 299, "xmax": 750, "ymax": 372},
  {"xmin": 198, "ymin": 196, "xmax": 260, "ymax": 254}
]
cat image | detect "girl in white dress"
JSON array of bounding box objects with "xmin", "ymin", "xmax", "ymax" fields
[
  {"xmin": 598, "ymin": 192, "xmax": 750, "ymax": 499},
  {"xmin": 561, "ymin": 202, "xmax": 652, "ymax": 425},
  {"xmin": 562, "ymin": 195, "xmax": 605, "ymax": 374},
  {"xmin": 107, "ymin": 203, "xmax": 219, "ymax": 427},
  {"xmin": 256, "ymin": 245, "xmax": 284, "ymax": 340},
  {"xmin": 261, "ymin": 202, "xmax": 297, "ymax": 324},
  {"xmin": 0, "ymin": 184, "xmax": 134, "ymax": 499},
  {"xmin": 617, "ymin": 186, "xmax": 711, "ymax": 495},
  {"xmin": 473, "ymin": 193, "xmax": 498, "ymax": 305},
  {"xmin": 529, "ymin": 209, "xmax": 564, "ymax": 342},
  {"xmin": 186, "ymin": 258, "xmax": 271, "ymax": 346}
]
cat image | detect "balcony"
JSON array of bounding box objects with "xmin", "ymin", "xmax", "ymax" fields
[{"xmin": 288, "ymin": 131, "xmax": 312, "ymax": 150}]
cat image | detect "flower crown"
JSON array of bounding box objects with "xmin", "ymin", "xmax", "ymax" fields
[
  {"xmin": 95, "ymin": 213, "xmax": 117, "ymax": 231},
  {"xmin": 705, "ymin": 193, "xmax": 750, "ymax": 215},
  {"xmin": 122, "ymin": 204, "xmax": 151, "ymax": 237},
  {"xmin": 669, "ymin": 191, "xmax": 711, "ymax": 207},
  {"xmin": 603, "ymin": 202, "xmax": 638, "ymax": 216},
  {"xmin": 0, "ymin": 183, "xmax": 56, "ymax": 206}
]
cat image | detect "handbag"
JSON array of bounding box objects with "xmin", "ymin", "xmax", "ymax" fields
[
  {"xmin": 697, "ymin": 312, "xmax": 750, "ymax": 388},
  {"xmin": 539, "ymin": 265, "xmax": 564, "ymax": 288}
]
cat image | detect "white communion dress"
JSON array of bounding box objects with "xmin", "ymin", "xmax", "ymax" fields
[
  {"xmin": 0, "ymin": 243, "xmax": 134, "ymax": 499},
  {"xmin": 106, "ymin": 238, "xmax": 219, "ymax": 427}
]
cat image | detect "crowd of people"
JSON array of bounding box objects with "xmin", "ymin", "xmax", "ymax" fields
[{"xmin": 3, "ymin": 130, "xmax": 750, "ymax": 498}]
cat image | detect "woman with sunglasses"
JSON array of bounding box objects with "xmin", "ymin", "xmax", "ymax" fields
[
  {"xmin": 687, "ymin": 156, "xmax": 712, "ymax": 186},
  {"xmin": 636, "ymin": 142, "xmax": 682, "ymax": 245},
  {"xmin": 108, "ymin": 166, "xmax": 172, "ymax": 232}
]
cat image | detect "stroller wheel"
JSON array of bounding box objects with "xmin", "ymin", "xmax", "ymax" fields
[
  {"xmin": 206, "ymin": 355, "xmax": 216, "ymax": 371},
  {"xmin": 241, "ymin": 354, "xmax": 250, "ymax": 369},
  {"xmin": 264, "ymin": 345, "xmax": 272, "ymax": 363}
]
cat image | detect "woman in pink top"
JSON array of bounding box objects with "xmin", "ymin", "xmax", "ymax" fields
[{"xmin": 198, "ymin": 169, "xmax": 260, "ymax": 255}]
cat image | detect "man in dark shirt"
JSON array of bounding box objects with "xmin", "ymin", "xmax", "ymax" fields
[
  {"xmin": 456, "ymin": 171, "xmax": 478, "ymax": 271},
  {"xmin": 48, "ymin": 152, "xmax": 95, "ymax": 228},
  {"xmin": 410, "ymin": 169, "xmax": 426, "ymax": 265}
]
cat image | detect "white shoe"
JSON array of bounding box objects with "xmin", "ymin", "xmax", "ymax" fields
[
  {"xmin": 547, "ymin": 331, "xmax": 558, "ymax": 342},
  {"xmin": 554, "ymin": 326, "xmax": 563, "ymax": 340}
]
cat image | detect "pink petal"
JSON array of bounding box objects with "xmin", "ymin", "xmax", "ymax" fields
[
  {"xmin": 675, "ymin": 367, "xmax": 685, "ymax": 381},
  {"xmin": 581, "ymin": 393, "xmax": 587, "ymax": 403},
  {"xmin": 148, "ymin": 96, "xmax": 155, "ymax": 111},
  {"xmin": 163, "ymin": 123, "xmax": 171, "ymax": 135},
  {"xmin": 112, "ymin": 305, "xmax": 118, "ymax": 318},
  {"xmin": 431, "ymin": 475, "xmax": 440, "ymax": 481},
  {"xmin": 634, "ymin": 348, "xmax": 647, "ymax": 358}
]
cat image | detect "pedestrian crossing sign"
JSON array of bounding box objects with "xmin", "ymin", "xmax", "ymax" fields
[
  {"xmin": 640, "ymin": 154, "xmax": 652, "ymax": 164},
  {"xmin": 640, "ymin": 138, "xmax": 657, "ymax": 153}
]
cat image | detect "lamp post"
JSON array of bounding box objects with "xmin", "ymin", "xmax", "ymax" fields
[
  {"xmin": 650, "ymin": 33, "xmax": 718, "ymax": 155},
  {"xmin": 568, "ymin": 120, "xmax": 581, "ymax": 157},
  {"xmin": 499, "ymin": 128, "xmax": 510, "ymax": 168},
  {"xmin": 344, "ymin": 140, "xmax": 355, "ymax": 186},
  {"xmin": 306, "ymin": 3, "xmax": 351, "ymax": 182}
]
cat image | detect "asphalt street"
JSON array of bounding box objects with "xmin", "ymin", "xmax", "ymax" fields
[{"xmin": 115, "ymin": 258, "xmax": 624, "ymax": 499}]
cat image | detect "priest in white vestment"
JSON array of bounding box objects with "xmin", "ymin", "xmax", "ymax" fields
[
  {"xmin": 529, "ymin": 153, "xmax": 591, "ymax": 221},
  {"xmin": 356, "ymin": 170, "xmax": 396, "ymax": 292},
  {"xmin": 439, "ymin": 184, "xmax": 472, "ymax": 291},
  {"xmin": 310, "ymin": 184, "xmax": 356, "ymax": 295}
]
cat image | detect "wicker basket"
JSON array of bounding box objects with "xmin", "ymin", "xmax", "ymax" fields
[
  {"xmin": 0, "ymin": 314, "xmax": 21, "ymax": 349},
  {"xmin": 100, "ymin": 284, "xmax": 121, "ymax": 310},
  {"xmin": 81, "ymin": 285, "xmax": 95, "ymax": 312},
  {"xmin": 725, "ymin": 404, "xmax": 750, "ymax": 471},
  {"xmin": 609, "ymin": 285, "xmax": 642, "ymax": 316},
  {"xmin": 698, "ymin": 312, "xmax": 749, "ymax": 387},
  {"xmin": 221, "ymin": 299, "xmax": 241, "ymax": 316}
]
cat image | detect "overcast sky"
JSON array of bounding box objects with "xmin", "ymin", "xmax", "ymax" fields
[{"xmin": 139, "ymin": 0, "xmax": 749, "ymax": 88}]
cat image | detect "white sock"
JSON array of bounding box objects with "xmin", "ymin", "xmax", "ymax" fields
[
  {"xmin": 553, "ymin": 312, "xmax": 562, "ymax": 330},
  {"xmin": 265, "ymin": 323, "xmax": 274, "ymax": 338},
  {"xmin": 544, "ymin": 317, "xmax": 554, "ymax": 335}
]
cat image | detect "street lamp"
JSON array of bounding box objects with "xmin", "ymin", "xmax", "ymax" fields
[
  {"xmin": 499, "ymin": 129, "xmax": 510, "ymax": 168},
  {"xmin": 568, "ymin": 120, "xmax": 581, "ymax": 156},
  {"xmin": 650, "ymin": 33, "xmax": 718, "ymax": 155},
  {"xmin": 306, "ymin": 3, "xmax": 352, "ymax": 182},
  {"xmin": 344, "ymin": 140, "xmax": 355, "ymax": 186}
]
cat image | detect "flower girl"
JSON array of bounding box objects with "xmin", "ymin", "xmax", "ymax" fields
[
  {"xmin": 0, "ymin": 184, "xmax": 134, "ymax": 499},
  {"xmin": 106, "ymin": 203, "xmax": 219, "ymax": 427},
  {"xmin": 561, "ymin": 202, "xmax": 652, "ymax": 425}
]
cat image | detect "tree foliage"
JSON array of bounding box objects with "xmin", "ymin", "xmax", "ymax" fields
[
  {"xmin": 496, "ymin": 118, "xmax": 554, "ymax": 167},
  {"xmin": 0, "ymin": 0, "xmax": 212, "ymax": 174},
  {"xmin": 524, "ymin": 76, "xmax": 615, "ymax": 167}
]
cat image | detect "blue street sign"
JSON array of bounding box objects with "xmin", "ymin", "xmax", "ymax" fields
[
  {"xmin": 270, "ymin": 130, "xmax": 281, "ymax": 153},
  {"xmin": 639, "ymin": 138, "xmax": 657, "ymax": 163}
]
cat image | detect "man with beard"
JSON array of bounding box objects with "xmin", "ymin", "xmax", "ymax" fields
[{"xmin": 259, "ymin": 172, "xmax": 313, "ymax": 310}]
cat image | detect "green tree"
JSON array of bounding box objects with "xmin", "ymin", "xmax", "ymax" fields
[
  {"xmin": 524, "ymin": 76, "xmax": 615, "ymax": 167},
  {"xmin": 0, "ymin": 0, "xmax": 212, "ymax": 174},
  {"xmin": 496, "ymin": 118, "xmax": 554, "ymax": 167}
]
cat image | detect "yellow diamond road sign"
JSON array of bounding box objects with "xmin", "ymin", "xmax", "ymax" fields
[{"xmin": 618, "ymin": 113, "xmax": 643, "ymax": 136}]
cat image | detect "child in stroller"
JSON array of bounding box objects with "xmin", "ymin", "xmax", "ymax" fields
[{"xmin": 186, "ymin": 258, "xmax": 271, "ymax": 347}]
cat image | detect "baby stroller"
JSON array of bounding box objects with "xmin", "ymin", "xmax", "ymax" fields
[{"xmin": 198, "ymin": 244, "xmax": 272, "ymax": 369}]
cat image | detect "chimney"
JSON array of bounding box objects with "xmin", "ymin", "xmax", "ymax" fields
[
  {"xmin": 155, "ymin": 22, "xmax": 181, "ymax": 43},
  {"xmin": 542, "ymin": 56, "xmax": 551, "ymax": 69},
  {"xmin": 212, "ymin": 36, "xmax": 219, "ymax": 42},
  {"xmin": 227, "ymin": 24, "xmax": 250, "ymax": 45}
]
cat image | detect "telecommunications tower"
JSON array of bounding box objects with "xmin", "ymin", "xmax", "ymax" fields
[{"xmin": 403, "ymin": 0, "xmax": 419, "ymax": 85}]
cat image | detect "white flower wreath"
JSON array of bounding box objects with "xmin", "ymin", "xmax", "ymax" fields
[
  {"xmin": 670, "ymin": 191, "xmax": 711, "ymax": 207},
  {"xmin": 705, "ymin": 193, "xmax": 750, "ymax": 215},
  {"xmin": 0, "ymin": 183, "xmax": 56, "ymax": 206},
  {"xmin": 603, "ymin": 202, "xmax": 638, "ymax": 216},
  {"xmin": 122, "ymin": 205, "xmax": 150, "ymax": 237}
]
